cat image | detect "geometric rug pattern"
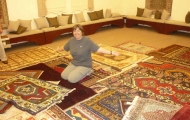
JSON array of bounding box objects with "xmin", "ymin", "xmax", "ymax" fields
[
  {"xmin": 0, "ymin": 46, "xmax": 64, "ymax": 71},
  {"xmin": 114, "ymin": 41, "xmax": 157, "ymax": 54},
  {"xmin": 92, "ymin": 44, "xmax": 149, "ymax": 70},
  {"xmin": 148, "ymin": 44, "xmax": 190, "ymax": 68},
  {"xmin": 65, "ymin": 89, "xmax": 133, "ymax": 120},
  {"xmin": 0, "ymin": 74, "xmax": 75, "ymax": 115},
  {"xmin": 122, "ymin": 96, "xmax": 181, "ymax": 120},
  {"xmin": 98, "ymin": 65, "xmax": 190, "ymax": 106}
]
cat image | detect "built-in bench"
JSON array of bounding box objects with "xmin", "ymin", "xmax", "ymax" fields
[
  {"xmin": 164, "ymin": 20, "xmax": 190, "ymax": 34},
  {"xmin": 7, "ymin": 29, "xmax": 46, "ymax": 45},
  {"xmin": 125, "ymin": 15, "xmax": 165, "ymax": 34}
]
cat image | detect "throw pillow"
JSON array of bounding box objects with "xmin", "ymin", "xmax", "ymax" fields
[
  {"xmin": 105, "ymin": 9, "xmax": 112, "ymax": 18},
  {"xmin": 75, "ymin": 12, "xmax": 85, "ymax": 23},
  {"xmin": 9, "ymin": 26, "xmax": 27, "ymax": 34},
  {"xmin": 142, "ymin": 8, "xmax": 153, "ymax": 18},
  {"xmin": 16, "ymin": 26, "xmax": 27, "ymax": 34},
  {"xmin": 161, "ymin": 9, "xmax": 170, "ymax": 20},
  {"xmin": 57, "ymin": 15, "xmax": 69, "ymax": 26},
  {"xmin": 34, "ymin": 17, "xmax": 48, "ymax": 29},
  {"xmin": 46, "ymin": 17, "xmax": 59, "ymax": 27},
  {"xmin": 185, "ymin": 11, "xmax": 190, "ymax": 23},
  {"xmin": 95, "ymin": 9, "xmax": 104, "ymax": 19},
  {"xmin": 87, "ymin": 12, "xmax": 99, "ymax": 21},
  {"xmin": 155, "ymin": 10, "xmax": 162, "ymax": 19},
  {"xmin": 136, "ymin": 7, "xmax": 144, "ymax": 17},
  {"xmin": 112, "ymin": 13, "xmax": 122, "ymax": 18},
  {"xmin": 7, "ymin": 20, "xmax": 20, "ymax": 32},
  {"xmin": 19, "ymin": 19, "xmax": 32, "ymax": 31},
  {"xmin": 62, "ymin": 14, "xmax": 73, "ymax": 24}
]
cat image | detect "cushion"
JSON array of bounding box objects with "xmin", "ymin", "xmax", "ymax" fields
[
  {"xmin": 0, "ymin": 74, "xmax": 73, "ymax": 115},
  {"xmin": 87, "ymin": 12, "xmax": 99, "ymax": 21},
  {"xmin": 105, "ymin": 9, "xmax": 112, "ymax": 18},
  {"xmin": 16, "ymin": 26, "xmax": 27, "ymax": 34},
  {"xmin": 34, "ymin": 17, "xmax": 48, "ymax": 29},
  {"xmin": 57, "ymin": 15, "xmax": 69, "ymax": 26},
  {"xmin": 9, "ymin": 26, "xmax": 27, "ymax": 34},
  {"xmin": 75, "ymin": 12, "xmax": 85, "ymax": 23},
  {"xmin": 161, "ymin": 9, "xmax": 170, "ymax": 20},
  {"xmin": 7, "ymin": 20, "xmax": 20, "ymax": 32},
  {"xmin": 136, "ymin": 7, "xmax": 144, "ymax": 17},
  {"xmin": 185, "ymin": 11, "xmax": 190, "ymax": 23},
  {"xmin": 46, "ymin": 17, "xmax": 59, "ymax": 27},
  {"xmin": 112, "ymin": 13, "xmax": 122, "ymax": 18},
  {"xmin": 19, "ymin": 19, "xmax": 32, "ymax": 31},
  {"xmin": 95, "ymin": 9, "xmax": 104, "ymax": 19},
  {"xmin": 142, "ymin": 8, "xmax": 153, "ymax": 18},
  {"xmin": 62, "ymin": 14, "xmax": 73, "ymax": 24},
  {"xmin": 154, "ymin": 10, "xmax": 162, "ymax": 19}
]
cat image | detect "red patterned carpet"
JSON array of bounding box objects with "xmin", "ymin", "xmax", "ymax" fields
[{"xmin": 21, "ymin": 63, "xmax": 96, "ymax": 111}]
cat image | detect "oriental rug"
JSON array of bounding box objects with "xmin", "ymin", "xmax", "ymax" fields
[
  {"xmin": 0, "ymin": 74, "xmax": 75, "ymax": 115},
  {"xmin": 98, "ymin": 65, "xmax": 190, "ymax": 106},
  {"xmin": 122, "ymin": 96, "xmax": 181, "ymax": 120},
  {"xmin": 65, "ymin": 89, "xmax": 133, "ymax": 120},
  {"xmin": 170, "ymin": 104, "xmax": 190, "ymax": 120},
  {"xmin": 148, "ymin": 44, "xmax": 190, "ymax": 68},
  {"xmin": 145, "ymin": 0, "xmax": 173, "ymax": 14},
  {"xmin": 21, "ymin": 63, "xmax": 97, "ymax": 111},
  {"xmin": 0, "ymin": 70, "xmax": 43, "ymax": 81},
  {"xmin": 92, "ymin": 44, "xmax": 149, "ymax": 70},
  {"xmin": 0, "ymin": 105, "xmax": 72, "ymax": 120},
  {"xmin": 114, "ymin": 41, "xmax": 158, "ymax": 54},
  {"xmin": 0, "ymin": 46, "xmax": 64, "ymax": 71},
  {"xmin": 138, "ymin": 58, "xmax": 190, "ymax": 89},
  {"xmin": 0, "ymin": 101, "xmax": 11, "ymax": 114}
]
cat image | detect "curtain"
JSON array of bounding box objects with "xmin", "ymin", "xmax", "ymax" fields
[
  {"xmin": 0, "ymin": 0, "xmax": 9, "ymax": 29},
  {"xmin": 37, "ymin": 0, "xmax": 47, "ymax": 17},
  {"xmin": 88, "ymin": 0, "xmax": 94, "ymax": 11}
]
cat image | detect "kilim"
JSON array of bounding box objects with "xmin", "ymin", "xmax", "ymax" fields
[{"xmin": 122, "ymin": 96, "xmax": 181, "ymax": 120}]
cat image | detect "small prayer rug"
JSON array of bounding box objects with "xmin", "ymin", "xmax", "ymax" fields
[
  {"xmin": 0, "ymin": 46, "xmax": 64, "ymax": 71},
  {"xmin": 0, "ymin": 70, "xmax": 43, "ymax": 81},
  {"xmin": 114, "ymin": 41, "xmax": 157, "ymax": 54},
  {"xmin": 0, "ymin": 74, "xmax": 75, "ymax": 115},
  {"xmin": 170, "ymin": 104, "xmax": 190, "ymax": 120},
  {"xmin": 21, "ymin": 63, "xmax": 97, "ymax": 111},
  {"xmin": 92, "ymin": 44, "xmax": 149, "ymax": 70},
  {"xmin": 122, "ymin": 96, "xmax": 181, "ymax": 120},
  {"xmin": 148, "ymin": 44, "xmax": 190, "ymax": 68},
  {"xmin": 65, "ymin": 89, "xmax": 133, "ymax": 120},
  {"xmin": 98, "ymin": 65, "xmax": 190, "ymax": 106},
  {"xmin": 0, "ymin": 105, "xmax": 72, "ymax": 120}
]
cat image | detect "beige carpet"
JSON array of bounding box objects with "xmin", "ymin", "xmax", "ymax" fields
[{"xmin": 5, "ymin": 25, "xmax": 190, "ymax": 54}]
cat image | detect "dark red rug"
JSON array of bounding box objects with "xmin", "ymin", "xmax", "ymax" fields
[{"xmin": 21, "ymin": 63, "xmax": 96, "ymax": 110}]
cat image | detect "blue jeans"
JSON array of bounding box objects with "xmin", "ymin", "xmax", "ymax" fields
[{"xmin": 61, "ymin": 63, "xmax": 93, "ymax": 83}]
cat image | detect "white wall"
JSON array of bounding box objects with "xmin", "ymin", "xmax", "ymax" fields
[{"xmin": 6, "ymin": 0, "xmax": 190, "ymax": 29}]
